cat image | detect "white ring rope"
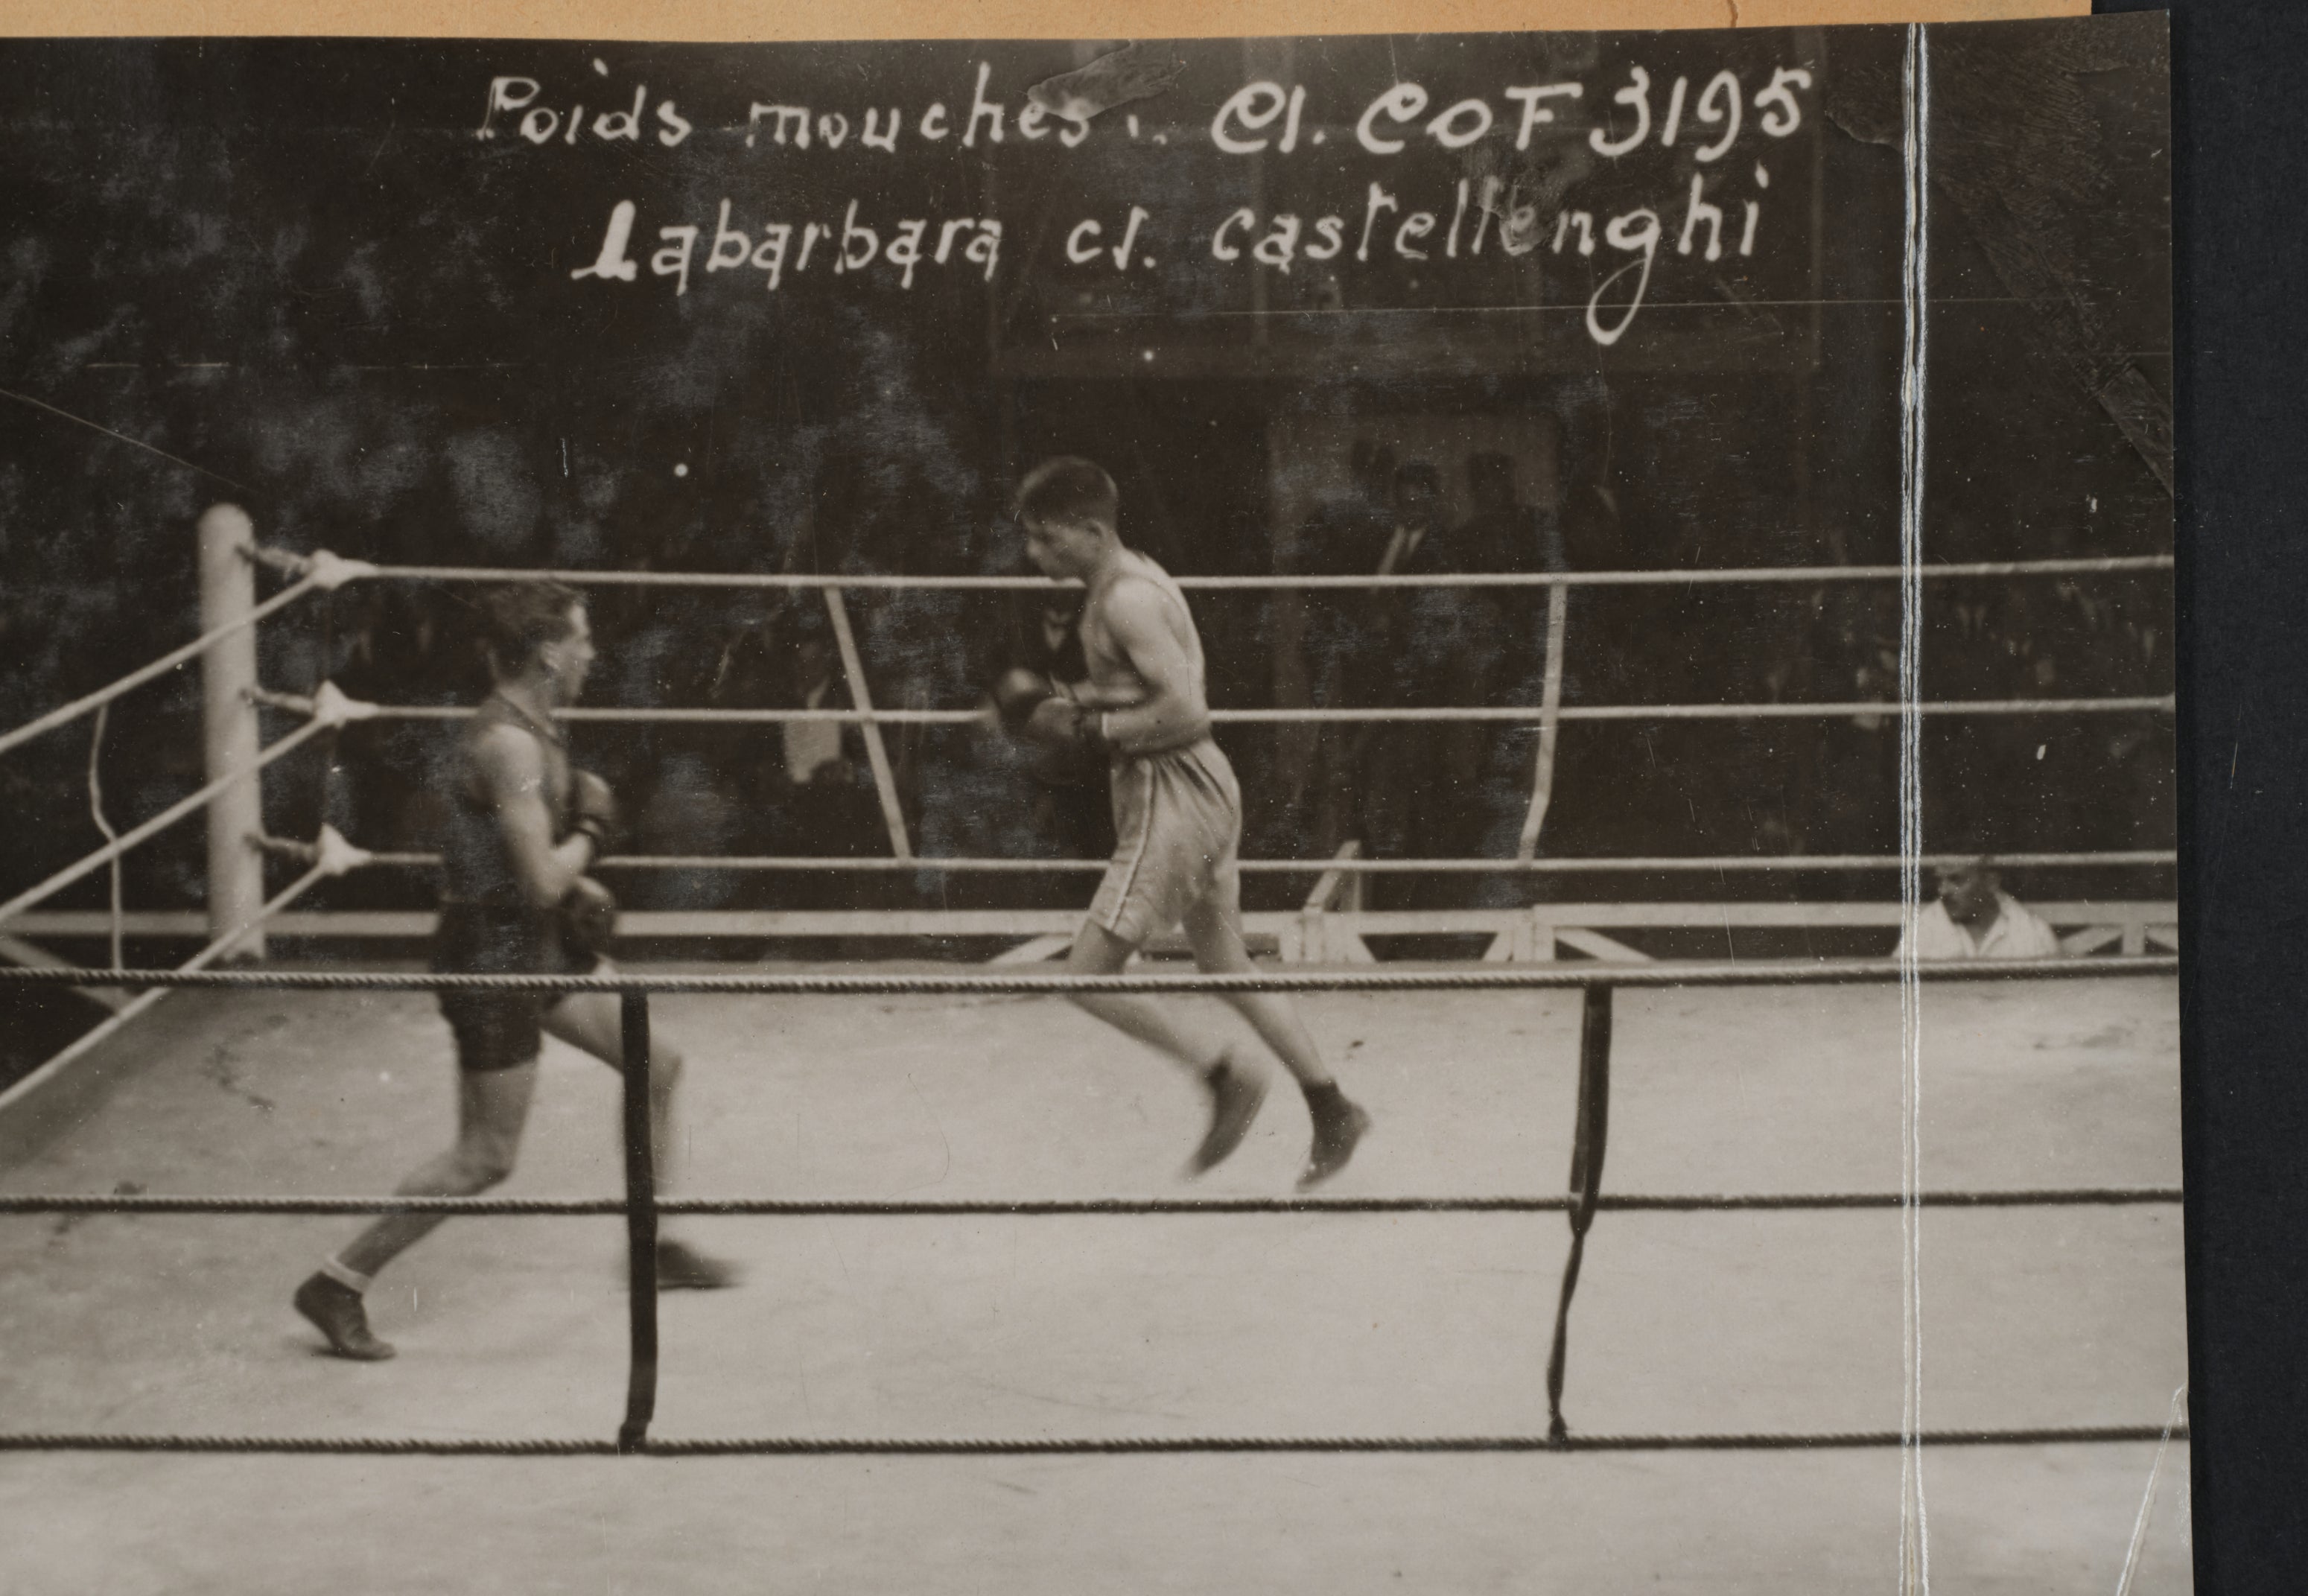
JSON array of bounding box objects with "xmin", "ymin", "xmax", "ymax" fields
[
  {"xmin": 86, "ymin": 705, "xmax": 125, "ymax": 972},
  {"xmin": 0, "ymin": 539, "xmax": 2172, "ymax": 947},
  {"xmin": 0, "ymin": 718, "xmax": 329, "ymax": 929},
  {"xmin": 0, "ymin": 850, "xmax": 340, "ymax": 1121},
  {"xmin": 0, "ymin": 954, "xmax": 2183, "ymax": 996},
  {"xmin": 0, "ymin": 571, "xmax": 324, "ymax": 760},
  {"xmin": 269, "ymin": 845, "xmax": 2172, "ymax": 877},
  {"xmin": 261, "ymin": 696, "xmax": 2172, "ymax": 727},
  {"xmin": 253, "ymin": 550, "xmax": 2171, "ymax": 592}
]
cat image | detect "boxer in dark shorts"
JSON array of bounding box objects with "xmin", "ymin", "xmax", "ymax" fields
[
  {"xmin": 430, "ymin": 690, "xmax": 601, "ymax": 1072},
  {"xmin": 293, "ymin": 582, "xmax": 733, "ymax": 1361},
  {"xmin": 999, "ymin": 457, "xmax": 1371, "ymax": 1188}
]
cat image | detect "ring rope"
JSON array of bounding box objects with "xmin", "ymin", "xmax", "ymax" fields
[
  {"xmin": 0, "ymin": 1187, "xmax": 2184, "ymax": 1218},
  {"xmin": 1212, "ymin": 699, "xmax": 2175, "ymax": 722},
  {"xmin": 0, "ymin": 956, "xmax": 2174, "ymax": 996},
  {"xmin": 165, "ymin": 859, "xmax": 334, "ymax": 979},
  {"xmin": 0, "ymin": 956, "xmax": 2179, "ymax": 1459},
  {"xmin": 0, "ymin": 573, "xmax": 324, "ymax": 760},
  {"xmin": 252, "ymin": 547, "xmax": 2172, "ymax": 593},
  {"xmin": 0, "ymin": 852, "xmax": 343, "ymax": 1119},
  {"xmin": 0, "ymin": 719, "xmax": 331, "ymax": 929},
  {"xmin": 248, "ymin": 839, "xmax": 2178, "ymax": 876},
  {"xmin": 264, "ymin": 695, "xmax": 2173, "ymax": 727},
  {"xmin": 86, "ymin": 705, "xmax": 125, "ymax": 972},
  {"xmin": 0, "ymin": 545, "xmax": 2182, "ymax": 1467},
  {"xmin": 0, "ymin": 1425, "xmax": 2189, "ymax": 1457}
]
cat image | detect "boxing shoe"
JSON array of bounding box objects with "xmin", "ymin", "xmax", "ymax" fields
[
  {"xmin": 1186, "ymin": 1054, "xmax": 1269, "ymax": 1177},
  {"xmin": 293, "ymin": 1272, "xmax": 397, "ymax": 1361},
  {"xmin": 1298, "ymin": 1093, "xmax": 1373, "ymax": 1191},
  {"xmin": 654, "ymin": 1236, "xmax": 739, "ymax": 1290}
]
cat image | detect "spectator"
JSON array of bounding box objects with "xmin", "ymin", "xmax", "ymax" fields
[
  {"xmin": 781, "ymin": 625, "xmax": 856, "ymax": 790},
  {"xmin": 1557, "ymin": 472, "xmax": 1624, "ymax": 577},
  {"xmin": 632, "ymin": 753, "xmax": 746, "ymax": 910},
  {"xmin": 1299, "ymin": 438, "xmax": 1399, "ymax": 580},
  {"xmin": 719, "ymin": 616, "xmax": 886, "ymax": 932},
  {"xmin": 1558, "ymin": 467, "xmax": 1659, "ymax": 725},
  {"xmin": 1796, "ymin": 586, "xmax": 1901, "ymax": 869},
  {"xmin": 1927, "ymin": 584, "xmax": 2022, "ymax": 852},
  {"xmin": 1329, "ymin": 452, "xmax": 1448, "ymax": 714},
  {"xmin": 1298, "ymin": 439, "xmax": 1397, "ymax": 853},
  {"xmin": 1896, "ymin": 856, "xmax": 2063, "ymax": 960},
  {"xmin": 1449, "ymin": 453, "xmax": 1565, "ymax": 905},
  {"xmin": 1459, "ymin": 451, "xmax": 1566, "ymax": 582},
  {"xmin": 1360, "ymin": 460, "xmax": 1474, "ymax": 900},
  {"xmin": 1454, "ymin": 451, "xmax": 1557, "ymax": 733},
  {"xmin": 1376, "ymin": 460, "xmax": 1446, "ymax": 582}
]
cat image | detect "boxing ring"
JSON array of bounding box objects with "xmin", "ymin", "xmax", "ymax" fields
[
  {"xmin": 0, "ymin": 503, "xmax": 2177, "ymax": 971},
  {"xmin": 0, "ymin": 509, "xmax": 2186, "ymax": 1591},
  {"xmin": 0, "ymin": 957, "xmax": 2181, "ymax": 1458}
]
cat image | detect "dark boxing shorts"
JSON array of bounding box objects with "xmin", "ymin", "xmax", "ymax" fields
[{"xmin": 433, "ymin": 902, "xmax": 593, "ymax": 1073}]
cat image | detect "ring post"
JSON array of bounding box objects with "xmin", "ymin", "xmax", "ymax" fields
[
  {"xmin": 617, "ymin": 991, "xmax": 660, "ymax": 1454},
  {"xmin": 1545, "ymin": 982, "xmax": 1614, "ymax": 1443},
  {"xmin": 197, "ymin": 505, "xmax": 265, "ymax": 961}
]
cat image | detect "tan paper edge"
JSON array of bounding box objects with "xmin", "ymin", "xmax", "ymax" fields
[{"xmin": 0, "ymin": 0, "xmax": 2094, "ymax": 42}]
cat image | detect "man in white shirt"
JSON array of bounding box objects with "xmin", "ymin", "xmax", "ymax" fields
[
  {"xmin": 781, "ymin": 630, "xmax": 849, "ymax": 786},
  {"xmin": 1897, "ymin": 857, "xmax": 2064, "ymax": 960}
]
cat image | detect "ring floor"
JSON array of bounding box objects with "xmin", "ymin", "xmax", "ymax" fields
[{"xmin": 0, "ymin": 973, "xmax": 2188, "ymax": 1593}]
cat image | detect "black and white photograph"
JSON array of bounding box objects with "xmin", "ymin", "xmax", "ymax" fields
[{"xmin": 0, "ymin": 16, "xmax": 2182, "ymax": 1592}]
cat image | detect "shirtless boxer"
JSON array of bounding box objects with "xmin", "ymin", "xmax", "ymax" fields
[{"xmin": 996, "ymin": 457, "xmax": 1371, "ymax": 1187}]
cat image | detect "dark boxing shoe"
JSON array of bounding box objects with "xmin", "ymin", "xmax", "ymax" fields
[
  {"xmin": 655, "ymin": 1237, "xmax": 739, "ymax": 1291},
  {"xmin": 293, "ymin": 1273, "xmax": 396, "ymax": 1361},
  {"xmin": 1298, "ymin": 1096, "xmax": 1373, "ymax": 1191},
  {"xmin": 1186, "ymin": 1055, "xmax": 1269, "ymax": 1177}
]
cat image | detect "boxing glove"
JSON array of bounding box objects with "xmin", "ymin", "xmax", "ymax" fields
[
  {"xmin": 991, "ymin": 668, "xmax": 1060, "ymax": 733},
  {"xmin": 569, "ymin": 769, "xmax": 620, "ymax": 851},
  {"xmin": 559, "ymin": 875, "xmax": 620, "ymax": 961}
]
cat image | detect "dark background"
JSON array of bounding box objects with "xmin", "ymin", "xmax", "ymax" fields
[
  {"xmin": 2115, "ymin": 1, "xmax": 2308, "ymax": 1591},
  {"xmin": 0, "ymin": 22, "xmax": 2173, "ymax": 935}
]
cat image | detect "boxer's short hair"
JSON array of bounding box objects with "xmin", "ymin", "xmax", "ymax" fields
[
  {"xmin": 479, "ymin": 580, "xmax": 583, "ymax": 669},
  {"xmin": 1015, "ymin": 457, "xmax": 1119, "ymax": 528}
]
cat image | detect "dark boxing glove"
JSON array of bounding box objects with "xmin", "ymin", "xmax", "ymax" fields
[
  {"xmin": 569, "ymin": 769, "xmax": 620, "ymax": 852},
  {"xmin": 1032, "ymin": 696, "xmax": 1110, "ymax": 756},
  {"xmin": 559, "ymin": 875, "xmax": 620, "ymax": 961},
  {"xmin": 1068, "ymin": 705, "xmax": 1113, "ymax": 758},
  {"xmin": 991, "ymin": 668, "xmax": 1060, "ymax": 734},
  {"xmin": 995, "ymin": 670, "xmax": 1116, "ymax": 752}
]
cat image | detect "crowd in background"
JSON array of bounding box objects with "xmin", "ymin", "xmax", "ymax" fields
[
  {"xmin": 19, "ymin": 438, "xmax": 2172, "ymax": 927},
  {"xmin": 1272, "ymin": 439, "xmax": 2173, "ymax": 904}
]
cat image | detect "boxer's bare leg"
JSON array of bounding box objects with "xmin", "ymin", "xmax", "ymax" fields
[
  {"xmin": 1180, "ymin": 897, "xmax": 1370, "ymax": 1189},
  {"xmin": 1064, "ymin": 921, "xmax": 1271, "ymax": 1174},
  {"xmin": 294, "ymin": 1063, "xmax": 539, "ymax": 1361},
  {"xmin": 544, "ymin": 982, "xmax": 735, "ymax": 1289},
  {"xmin": 338, "ymin": 1062, "xmax": 538, "ymax": 1281},
  {"xmin": 1180, "ymin": 897, "xmax": 1335, "ymax": 1090}
]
